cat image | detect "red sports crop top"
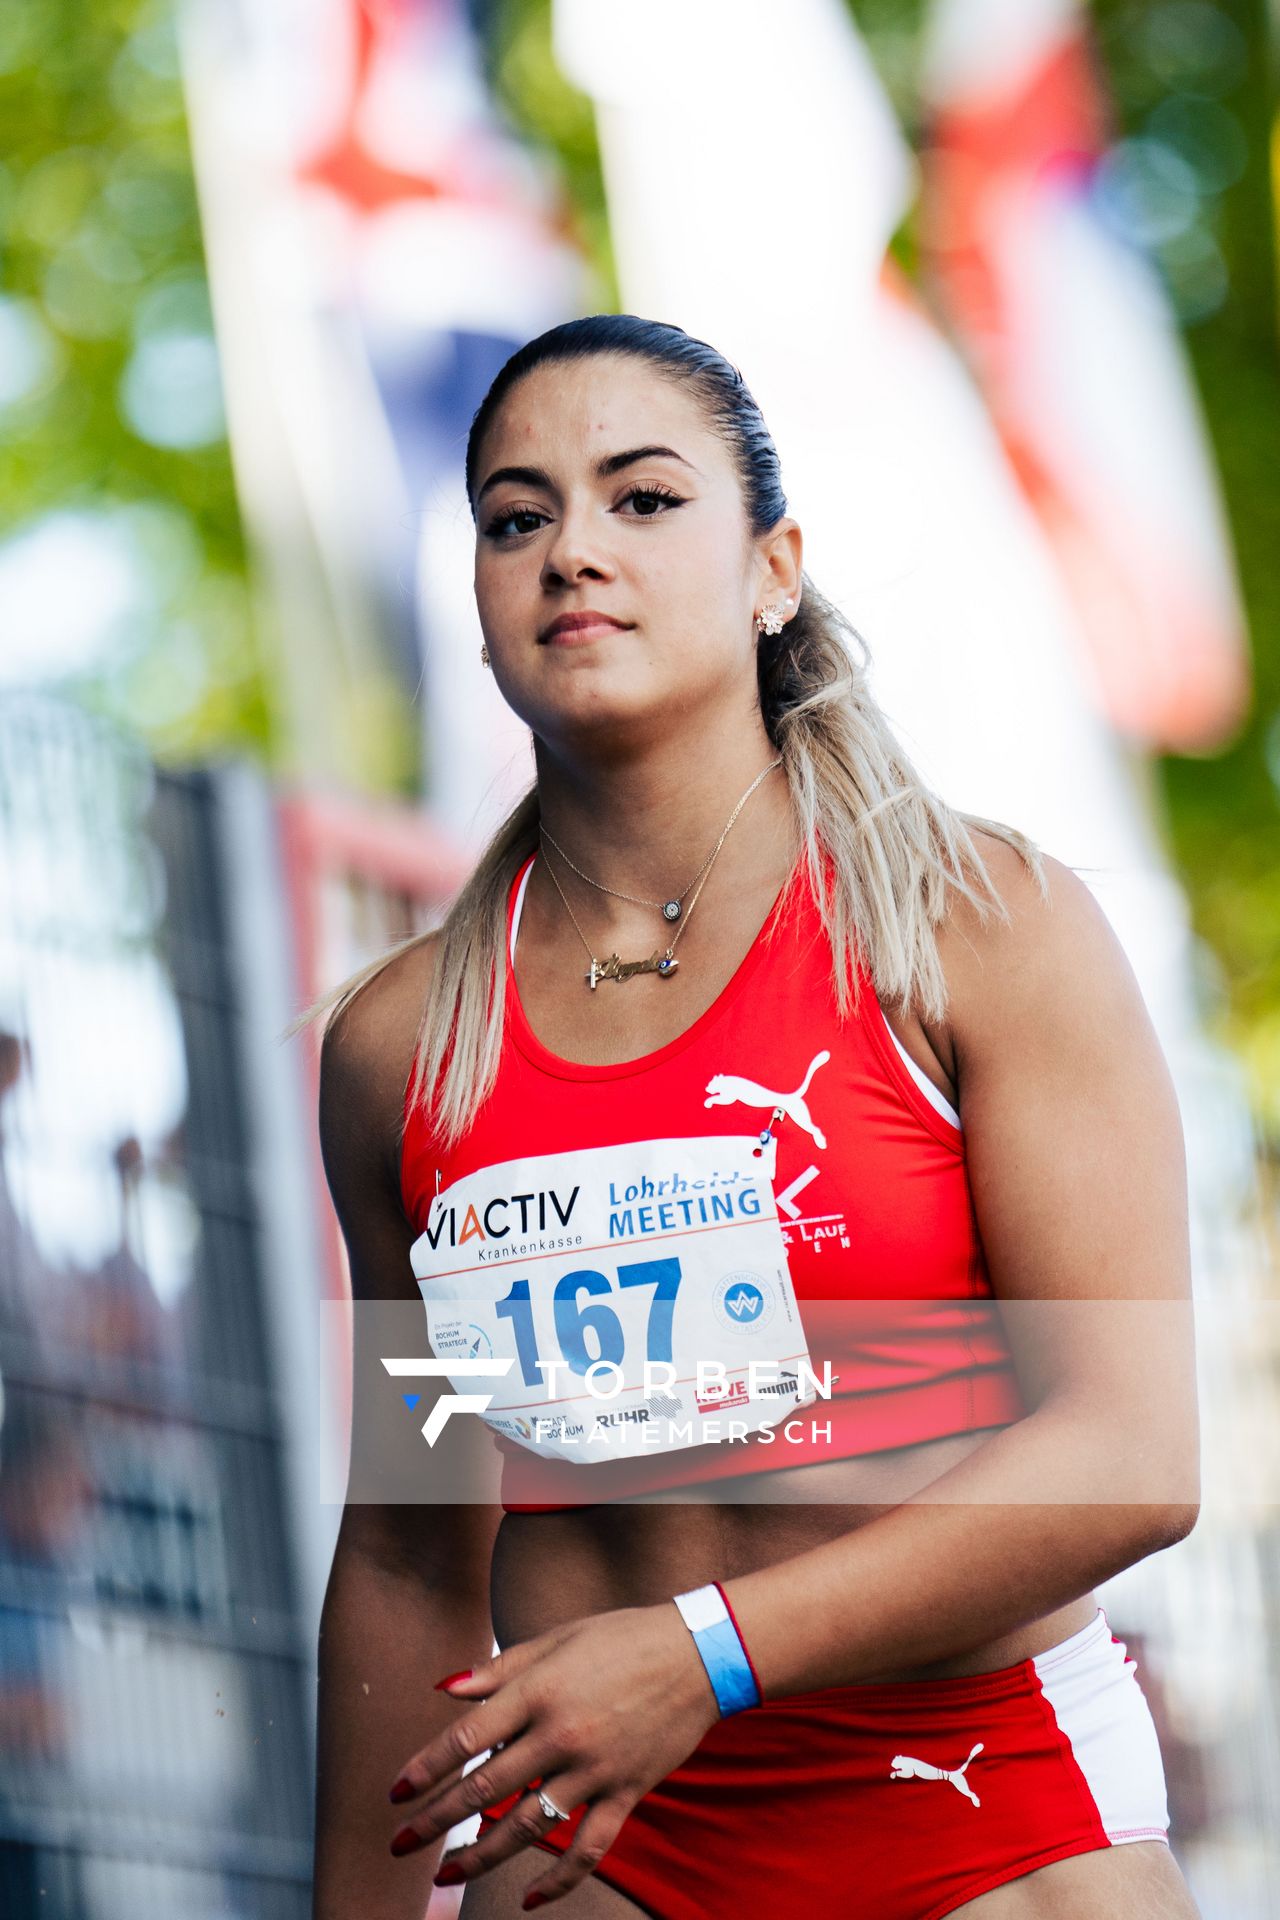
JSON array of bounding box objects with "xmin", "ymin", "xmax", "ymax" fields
[{"xmin": 399, "ymin": 854, "xmax": 1025, "ymax": 1509}]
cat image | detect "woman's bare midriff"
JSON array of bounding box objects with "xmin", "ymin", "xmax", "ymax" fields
[{"xmin": 489, "ymin": 1428, "xmax": 1097, "ymax": 1683}]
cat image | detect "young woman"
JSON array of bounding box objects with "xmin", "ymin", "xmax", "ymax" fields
[{"xmin": 312, "ymin": 315, "xmax": 1200, "ymax": 1920}]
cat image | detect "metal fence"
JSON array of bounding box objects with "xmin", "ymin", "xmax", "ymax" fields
[{"xmin": 0, "ymin": 694, "xmax": 312, "ymax": 1918}]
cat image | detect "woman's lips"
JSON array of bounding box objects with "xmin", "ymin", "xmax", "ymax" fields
[{"xmin": 542, "ymin": 618, "xmax": 630, "ymax": 645}]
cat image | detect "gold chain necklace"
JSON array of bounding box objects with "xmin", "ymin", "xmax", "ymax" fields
[
  {"xmin": 539, "ymin": 822, "xmax": 715, "ymax": 925},
  {"xmin": 539, "ymin": 760, "xmax": 782, "ymax": 990}
]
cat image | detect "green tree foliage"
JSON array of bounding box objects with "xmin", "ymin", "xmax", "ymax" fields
[
  {"xmin": 479, "ymin": 0, "xmax": 619, "ymax": 308},
  {"xmin": 0, "ymin": 0, "xmax": 270, "ymax": 760},
  {"xmin": 1090, "ymin": 0, "xmax": 1280, "ymax": 1130}
]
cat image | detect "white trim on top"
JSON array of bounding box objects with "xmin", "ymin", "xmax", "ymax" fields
[
  {"xmin": 510, "ymin": 856, "xmax": 534, "ymax": 968},
  {"xmin": 886, "ymin": 1022, "xmax": 962, "ymax": 1129},
  {"xmin": 508, "ymin": 857, "xmax": 961, "ymax": 1129}
]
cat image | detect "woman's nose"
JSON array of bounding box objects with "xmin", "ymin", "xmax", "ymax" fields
[{"xmin": 540, "ymin": 505, "xmax": 615, "ymax": 585}]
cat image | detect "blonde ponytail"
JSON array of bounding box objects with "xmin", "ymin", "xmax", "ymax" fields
[{"xmin": 762, "ymin": 572, "xmax": 1047, "ymax": 1030}]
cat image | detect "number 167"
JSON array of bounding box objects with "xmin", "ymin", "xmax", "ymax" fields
[{"xmin": 495, "ymin": 1257, "xmax": 682, "ymax": 1383}]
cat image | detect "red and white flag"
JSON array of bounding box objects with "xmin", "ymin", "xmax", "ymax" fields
[{"xmin": 921, "ymin": 0, "xmax": 1249, "ymax": 751}]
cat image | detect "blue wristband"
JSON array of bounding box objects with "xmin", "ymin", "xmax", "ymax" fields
[{"xmin": 672, "ymin": 1582, "xmax": 761, "ymax": 1716}]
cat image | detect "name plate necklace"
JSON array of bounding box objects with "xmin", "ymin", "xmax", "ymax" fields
[{"xmin": 539, "ymin": 758, "xmax": 782, "ymax": 990}]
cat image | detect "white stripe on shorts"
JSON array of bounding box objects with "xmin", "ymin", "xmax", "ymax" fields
[{"xmin": 1032, "ymin": 1609, "xmax": 1171, "ymax": 1846}]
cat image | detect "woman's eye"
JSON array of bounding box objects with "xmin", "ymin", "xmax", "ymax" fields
[
  {"xmin": 482, "ymin": 486, "xmax": 683, "ymax": 542},
  {"xmin": 484, "ymin": 506, "xmax": 547, "ymax": 540},
  {"xmin": 617, "ymin": 485, "xmax": 684, "ymax": 518}
]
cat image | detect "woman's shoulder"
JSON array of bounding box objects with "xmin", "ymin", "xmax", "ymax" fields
[
  {"xmin": 318, "ymin": 934, "xmax": 442, "ymax": 1206},
  {"xmin": 938, "ymin": 830, "xmax": 1151, "ymax": 1069},
  {"xmin": 947, "ymin": 830, "xmax": 1119, "ymax": 959}
]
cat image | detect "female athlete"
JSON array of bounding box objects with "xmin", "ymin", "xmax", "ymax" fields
[{"xmin": 311, "ymin": 314, "xmax": 1200, "ymax": 1919}]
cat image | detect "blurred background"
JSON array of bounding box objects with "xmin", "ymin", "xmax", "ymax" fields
[{"xmin": 0, "ymin": 0, "xmax": 1277, "ymax": 1914}]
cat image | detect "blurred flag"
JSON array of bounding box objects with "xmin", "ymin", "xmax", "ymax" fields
[
  {"xmin": 182, "ymin": 0, "xmax": 586, "ymax": 824},
  {"xmin": 550, "ymin": 0, "xmax": 1251, "ymax": 1296},
  {"xmin": 552, "ymin": 0, "xmax": 1171, "ymax": 940},
  {"xmin": 556, "ymin": 0, "xmax": 915, "ymax": 373},
  {"xmin": 920, "ymin": 0, "xmax": 1250, "ymax": 752}
]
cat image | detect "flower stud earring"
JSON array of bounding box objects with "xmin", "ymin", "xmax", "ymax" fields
[
  {"xmin": 480, "ymin": 643, "xmax": 491, "ymax": 668},
  {"xmin": 754, "ymin": 598, "xmax": 792, "ymax": 637}
]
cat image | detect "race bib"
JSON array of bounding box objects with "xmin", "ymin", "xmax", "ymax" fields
[{"xmin": 409, "ymin": 1134, "xmax": 817, "ymax": 1462}]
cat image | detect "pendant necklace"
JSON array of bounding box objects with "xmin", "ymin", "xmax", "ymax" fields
[
  {"xmin": 539, "ymin": 759, "xmax": 782, "ymax": 990},
  {"xmin": 542, "ymin": 819, "xmax": 714, "ymax": 927}
]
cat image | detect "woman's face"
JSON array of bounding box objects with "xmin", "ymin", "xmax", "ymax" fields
[{"xmin": 471, "ymin": 354, "xmax": 785, "ymax": 751}]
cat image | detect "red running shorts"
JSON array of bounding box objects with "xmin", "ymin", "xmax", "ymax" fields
[{"xmin": 476, "ymin": 1609, "xmax": 1170, "ymax": 1920}]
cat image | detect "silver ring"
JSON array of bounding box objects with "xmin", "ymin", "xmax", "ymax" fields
[{"xmin": 536, "ymin": 1788, "xmax": 572, "ymax": 1824}]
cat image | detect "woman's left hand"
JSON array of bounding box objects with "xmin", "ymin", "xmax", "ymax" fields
[{"xmin": 387, "ymin": 1602, "xmax": 723, "ymax": 1906}]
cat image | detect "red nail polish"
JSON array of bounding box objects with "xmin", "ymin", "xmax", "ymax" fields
[
  {"xmin": 389, "ymin": 1825, "xmax": 424, "ymax": 1857},
  {"xmin": 433, "ymin": 1668, "xmax": 473, "ymax": 1691},
  {"xmin": 434, "ymin": 1862, "xmax": 466, "ymax": 1886},
  {"xmin": 522, "ymin": 1894, "xmax": 549, "ymax": 1911},
  {"xmin": 388, "ymin": 1776, "xmax": 415, "ymax": 1804}
]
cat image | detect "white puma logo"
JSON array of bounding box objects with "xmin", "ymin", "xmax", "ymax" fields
[
  {"xmin": 703, "ymin": 1051, "xmax": 831, "ymax": 1149},
  {"xmin": 890, "ymin": 1742, "xmax": 984, "ymax": 1808}
]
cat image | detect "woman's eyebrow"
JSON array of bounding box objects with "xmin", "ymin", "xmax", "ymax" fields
[{"xmin": 476, "ymin": 445, "xmax": 701, "ymax": 505}]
